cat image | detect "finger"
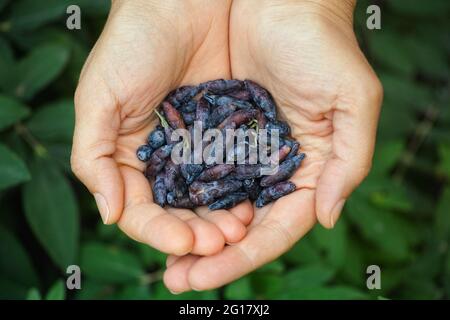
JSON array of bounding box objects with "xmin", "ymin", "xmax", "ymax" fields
[
  {"xmin": 316, "ymin": 78, "xmax": 383, "ymax": 228},
  {"xmin": 229, "ymin": 200, "xmax": 254, "ymax": 226},
  {"xmin": 195, "ymin": 206, "xmax": 247, "ymax": 244},
  {"xmin": 117, "ymin": 166, "xmax": 194, "ymax": 255},
  {"xmin": 168, "ymin": 189, "xmax": 316, "ymax": 291},
  {"xmin": 71, "ymin": 72, "xmax": 123, "ymax": 224},
  {"xmin": 168, "ymin": 208, "xmax": 226, "ymax": 256},
  {"xmin": 166, "ymin": 255, "xmax": 181, "ymax": 268},
  {"xmin": 163, "ymin": 255, "xmax": 200, "ymax": 294}
]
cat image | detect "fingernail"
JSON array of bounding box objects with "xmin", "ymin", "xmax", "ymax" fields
[
  {"xmin": 169, "ymin": 290, "xmax": 181, "ymax": 295},
  {"xmin": 330, "ymin": 199, "xmax": 346, "ymax": 228},
  {"xmin": 94, "ymin": 193, "xmax": 110, "ymax": 224}
]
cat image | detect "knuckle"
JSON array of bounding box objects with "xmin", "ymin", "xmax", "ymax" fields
[{"xmin": 70, "ymin": 153, "xmax": 86, "ymax": 180}]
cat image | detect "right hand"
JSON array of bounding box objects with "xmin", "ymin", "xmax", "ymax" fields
[{"xmin": 71, "ymin": 0, "xmax": 253, "ymax": 257}]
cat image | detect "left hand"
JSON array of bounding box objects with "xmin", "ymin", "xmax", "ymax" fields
[{"xmin": 163, "ymin": 0, "xmax": 383, "ymax": 292}]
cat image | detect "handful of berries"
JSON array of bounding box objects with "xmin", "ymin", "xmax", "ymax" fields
[{"xmin": 136, "ymin": 79, "xmax": 305, "ymax": 210}]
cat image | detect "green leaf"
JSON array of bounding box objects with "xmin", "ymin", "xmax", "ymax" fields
[
  {"xmin": 80, "ymin": 242, "xmax": 144, "ymax": 284},
  {"xmin": 371, "ymin": 140, "xmax": 404, "ymax": 176},
  {"xmin": 369, "ymin": 32, "xmax": 415, "ymax": 76},
  {"xmin": 251, "ymin": 273, "xmax": 283, "ymax": 299},
  {"xmin": 115, "ymin": 284, "xmax": 151, "ymax": 300},
  {"xmin": 27, "ymin": 99, "xmax": 74, "ymax": 143},
  {"xmin": 0, "ymin": 37, "xmax": 14, "ymax": 91},
  {"xmin": 346, "ymin": 192, "xmax": 414, "ymax": 261},
  {"xmin": 74, "ymin": 280, "xmax": 113, "ymax": 300},
  {"xmin": 10, "ymin": 0, "xmax": 73, "ymax": 31},
  {"xmin": 435, "ymin": 187, "xmax": 450, "ymax": 240},
  {"xmin": 282, "ymin": 234, "xmax": 322, "ymax": 265},
  {"xmin": 282, "ymin": 286, "xmax": 368, "ymax": 300},
  {"xmin": 23, "ymin": 159, "xmax": 79, "ymax": 270},
  {"xmin": 26, "ymin": 288, "xmax": 42, "ymax": 300},
  {"xmin": 388, "ymin": 0, "xmax": 450, "ymax": 18},
  {"xmin": 0, "ymin": 0, "xmax": 10, "ymax": 12},
  {"xmin": 45, "ymin": 280, "xmax": 65, "ymax": 300},
  {"xmin": 9, "ymin": 43, "xmax": 69, "ymax": 100},
  {"xmin": 0, "ymin": 225, "xmax": 38, "ymax": 290},
  {"xmin": 311, "ymin": 218, "xmax": 348, "ymax": 269},
  {"xmin": 0, "ymin": 95, "xmax": 30, "ymax": 130},
  {"xmin": 0, "ymin": 143, "xmax": 30, "ymax": 190},
  {"xmin": 379, "ymin": 73, "xmax": 432, "ymax": 110},
  {"xmin": 224, "ymin": 277, "xmax": 253, "ymax": 299},
  {"xmin": 438, "ymin": 144, "xmax": 450, "ymax": 177},
  {"xmin": 283, "ymin": 264, "xmax": 335, "ymax": 295},
  {"xmin": 138, "ymin": 244, "xmax": 166, "ymax": 267}
]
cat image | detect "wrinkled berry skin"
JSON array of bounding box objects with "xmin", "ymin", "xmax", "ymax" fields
[
  {"xmin": 209, "ymin": 192, "xmax": 249, "ymax": 210},
  {"xmin": 206, "ymin": 104, "xmax": 237, "ymax": 128},
  {"xmin": 182, "ymin": 111, "xmax": 196, "ymax": 126},
  {"xmin": 164, "ymin": 160, "xmax": 180, "ymax": 190},
  {"xmin": 256, "ymin": 181, "xmax": 296, "ymax": 208},
  {"xmin": 260, "ymin": 153, "xmax": 305, "ymax": 187},
  {"xmin": 227, "ymin": 89, "xmax": 251, "ymax": 101},
  {"xmin": 136, "ymin": 145, "xmax": 153, "ymax": 162},
  {"xmin": 181, "ymin": 163, "xmax": 204, "ymax": 185},
  {"xmin": 147, "ymin": 126, "xmax": 166, "ymax": 149},
  {"xmin": 162, "ymin": 101, "xmax": 185, "ymax": 129},
  {"xmin": 245, "ymin": 80, "xmax": 277, "ymax": 121},
  {"xmin": 284, "ymin": 139, "xmax": 300, "ymax": 159},
  {"xmin": 197, "ymin": 164, "xmax": 235, "ymax": 182},
  {"xmin": 204, "ymin": 94, "xmax": 252, "ymax": 110},
  {"xmin": 243, "ymin": 179, "xmax": 261, "ymax": 201},
  {"xmin": 266, "ymin": 120, "xmax": 290, "ymax": 137},
  {"xmin": 201, "ymin": 79, "xmax": 243, "ymax": 94},
  {"xmin": 153, "ymin": 173, "xmax": 167, "ymax": 206},
  {"xmin": 235, "ymin": 164, "xmax": 264, "ymax": 179},
  {"xmin": 167, "ymin": 85, "xmax": 200, "ymax": 108},
  {"xmin": 189, "ymin": 178, "xmax": 243, "ymax": 206},
  {"xmin": 196, "ymin": 98, "xmax": 210, "ymax": 125},
  {"xmin": 139, "ymin": 79, "xmax": 306, "ymax": 211},
  {"xmin": 180, "ymin": 100, "xmax": 198, "ymax": 113},
  {"xmin": 218, "ymin": 109, "xmax": 258, "ymax": 130},
  {"xmin": 145, "ymin": 144, "xmax": 174, "ymax": 177},
  {"xmin": 167, "ymin": 194, "xmax": 195, "ymax": 209},
  {"xmin": 270, "ymin": 144, "xmax": 292, "ymax": 165}
]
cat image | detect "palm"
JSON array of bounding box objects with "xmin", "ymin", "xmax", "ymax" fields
[
  {"xmin": 74, "ymin": 0, "xmax": 254, "ymax": 257},
  {"xmin": 163, "ymin": 1, "xmax": 382, "ymax": 291}
]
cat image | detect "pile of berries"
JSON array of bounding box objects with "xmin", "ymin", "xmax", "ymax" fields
[{"xmin": 136, "ymin": 79, "xmax": 305, "ymax": 210}]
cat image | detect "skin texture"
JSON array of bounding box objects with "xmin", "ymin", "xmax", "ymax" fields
[
  {"xmin": 163, "ymin": 0, "xmax": 383, "ymax": 292},
  {"xmin": 72, "ymin": 0, "xmax": 382, "ymax": 292},
  {"xmin": 71, "ymin": 0, "xmax": 253, "ymax": 257}
]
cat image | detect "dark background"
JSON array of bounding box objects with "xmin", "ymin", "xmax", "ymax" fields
[{"xmin": 0, "ymin": 0, "xmax": 449, "ymax": 300}]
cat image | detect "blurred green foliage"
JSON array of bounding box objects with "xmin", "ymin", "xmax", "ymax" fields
[{"xmin": 0, "ymin": 0, "xmax": 449, "ymax": 300}]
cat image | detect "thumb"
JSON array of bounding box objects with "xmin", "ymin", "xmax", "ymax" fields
[
  {"xmin": 316, "ymin": 77, "xmax": 383, "ymax": 228},
  {"xmin": 71, "ymin": 74, "xmax": 124, "ymax": 224}
]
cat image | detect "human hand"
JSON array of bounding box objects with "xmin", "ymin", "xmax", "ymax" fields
[
  {"xmin": 71, "ymin": 0, "xmax": 254, "ymax": 257},
  {"xmin": 163, "ymin": 0, "xmax": 383, "ymax": 292}
]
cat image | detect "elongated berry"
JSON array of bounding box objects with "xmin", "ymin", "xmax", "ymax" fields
[
  {"xmin": 245, "ymin": 79, "xmax": 276, "ymax": 121},
  {"xmin": 260, "ymin": 153, "xmax": 305, "ymax": 187},
  {"xmin": 266, "ymin": 120, "xmax": 290, "ymax": 137},
  {"xmin": 243, "ymin": 178, "xmax": 261, "ymax": 201},
  {"xmin": 145, "ymin": 144, "xmax": 174, "ymax": 177},
  {"xmin": 197, "ymin": 164, "xmax": 235, "ymax": 182},
  {"xmin": 255, "ymin": 181, "xmax": 296, "ymax": 208},
  {"xmin": 209, "ymin": 192, "xmax": 248, "ymax": 210},
  {"xmin": 201, "ymin": 79, "xmax": 243, "ymax": 94},
  {"xmin": 153, "ymin": 173, "xmax": 167, "ymax": 207},
  {"xmin": 162, "ymin": 101, "xmax": 185, "ymax": 129},
  {"xmin": 189, "ymin": 178, "xmax": 242, "ymax": 206}
]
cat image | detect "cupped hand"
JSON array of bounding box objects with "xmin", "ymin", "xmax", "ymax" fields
[
  {"xmin": 163, "ymin": 0, "xmax": 383, "ymax": 292},
  {"xmin": 71, "ymin": 0, "xmax": 253, "ymax": 257}
]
